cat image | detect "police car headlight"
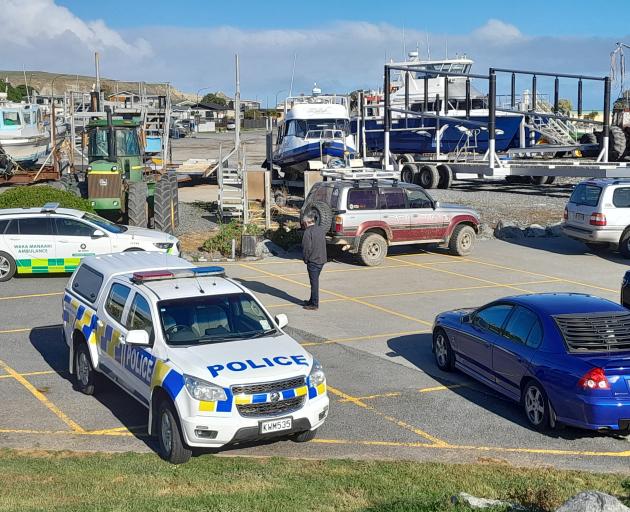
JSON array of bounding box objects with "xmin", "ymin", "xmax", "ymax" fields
[
  {"xmin": 153, "ymin": 242, "xmax": 174, "ymax": 250},
  {"xmin": 184, "ymin": 375, "xmax": 227, "ymax": 402},
  {"xmin": 309, "ymin": 359, "xmax": 326, "ymax": 387}
]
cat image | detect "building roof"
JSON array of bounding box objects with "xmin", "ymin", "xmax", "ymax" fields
[{"xmin": 189, "ymin": 102, "xmax": 228, "ymax": 111}]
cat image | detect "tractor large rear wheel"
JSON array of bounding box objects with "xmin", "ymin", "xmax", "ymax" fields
[
  {"xmin": 609, "ymin": 126, "xmax": 627, "ymax": 161},
  {"xmin": 127, "ymin": 181, "xmax": 148, "ymax": 228},
  {"xmin": 153, "ymin": 177, "xmax": 175, "ymax": 234}
]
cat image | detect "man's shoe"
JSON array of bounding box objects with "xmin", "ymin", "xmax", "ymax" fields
[{"xmin": 303, "ymin": 304, "xmax": 318, "ymax": 311}]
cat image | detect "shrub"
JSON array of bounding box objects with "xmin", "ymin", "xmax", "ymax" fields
[
  {"xmin": 265, "ymin": 223, "xmax": 303, "ymax": 251},
  {"xmin": 202, "ymin": 221, "xmax": 263, "ymax": 256},
  {"xmin": 0, "ymin": 185, "xmax": 94, "ymax": 212}
]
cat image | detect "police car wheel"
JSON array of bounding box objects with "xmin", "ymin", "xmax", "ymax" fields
[
  {"xmin": 0, "ymin": 252, "xmax": 16, "ymax": 282},
  {"xmin": 291, "ymin": 428, "xmax": 318, "ymax": 443},
  {"xmin": 74, "ymin": 343, "xmax": 96, "ymax": 395},
  {"xmin": 157, "ymin": 400, "xmax": 192, "ymax": 464}
]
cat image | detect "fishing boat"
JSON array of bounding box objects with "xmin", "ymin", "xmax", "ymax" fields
[
  {"xmin": 272, "ymin": 85, "xmax": 356, "ymax": 178},
  {"xmin": 355, "ymin": 52, "xmax": 527, "ymax": 156},
  {"xmin": 0, "ymin": 94, "xmax": 50, "ymax": 167}
]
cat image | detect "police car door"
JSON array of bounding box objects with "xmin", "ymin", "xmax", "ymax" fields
[
  {"xmin": 4, "ymin": 216, "xmax": 57, "ymax": 273},
  {"xmin": 54, "ymin": 217, "xmax": 112, "ymax": 270},
  {"xmin": 120, "ymin": 291, "xmax": 157, "ymax": 405},
  {"xmin": 99, "ymin": 280, "xmax": 133, "ymax": 386}
]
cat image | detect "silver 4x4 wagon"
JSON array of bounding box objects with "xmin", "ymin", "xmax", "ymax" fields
[{"xmin": 301, "ymin": 174, "xmax": 480, "ymax": 266}]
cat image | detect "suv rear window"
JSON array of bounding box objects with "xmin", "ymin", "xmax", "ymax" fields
[
  {"xmin": 71, "ymin": 265, "xmax": 104, "ymax": 303},
  {"xmin": 347, "ymin": 188, "xmax": 377, "ymax": 210},
  {"xmin": 612, "ymin": 187, "xmax": 630, "ymax": 208},
  {"xmin": 569, "ymin": 184, "xmax": 602, "ymax": 207}
]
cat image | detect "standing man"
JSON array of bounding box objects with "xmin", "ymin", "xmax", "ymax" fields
[{"xmin": 301, "ymin": 213, "xmax": 327, "ymax": 311}]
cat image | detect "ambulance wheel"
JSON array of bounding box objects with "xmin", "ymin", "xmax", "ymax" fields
[
  {"xmin": 74, "ymin": 343, "xmax": 97, "ymax": 395},
  {"xmin": 0, "ymin": 251, "xmax": 16, "ymax": 282},
  {"xmin": 291, "ymin": 428, "xmax": 318, "ymax": 443},
  {"xmin": 157, "ymin": 399, "xmax": 192, "ymax": 464}
]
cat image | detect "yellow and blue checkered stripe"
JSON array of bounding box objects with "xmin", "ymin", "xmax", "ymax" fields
[{"xmin": 18, "ymin": 258, "xmax": 81, "ymax": 274}]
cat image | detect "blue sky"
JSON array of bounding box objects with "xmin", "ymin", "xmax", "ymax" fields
[
  {"xmin": 55, "ymin": 0, "xmax": 630, "ymax": 37},
  {"xmin": 2, "ymin": 0, "xmax": 629, "ymax": 107}
]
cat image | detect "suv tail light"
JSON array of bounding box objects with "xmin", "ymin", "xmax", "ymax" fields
[
  {"xmin": 563, "ymin": 206, "xmax": 568, "ymax": 221},
  {"xmin": 578, "ymin": 368, "xmax": 610, "ymax": 390},
  {"xmin": 335, "ymin": 215, "xmax": 343, "ymax": 232},
  {"xmin": 589, "ymin": 212, "xmax": 606, "ymax": 226}
]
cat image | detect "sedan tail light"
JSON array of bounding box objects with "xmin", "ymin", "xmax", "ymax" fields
[
  {"xmin": 578, "ymin": 367, "xmax": 610, "ymax": 390},
  {"xmin": 335, "ymin": 215, "xmax": 343, "ymax": 232},
  {"xmin": 563, "ymin": 207, "xmax": 568, "ymax": 221},
  {"xmin": 589, "ymin": 212, "xmax": 607, "ymax": 226}
]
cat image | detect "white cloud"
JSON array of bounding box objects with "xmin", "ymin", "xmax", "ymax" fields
[
  {"xmin": 0, "ymin": 0, "xmax": 151, "ymax": 56},
  {"xmin": 472, "ymin": 19, "xmax": 523, "ymax": 43}
]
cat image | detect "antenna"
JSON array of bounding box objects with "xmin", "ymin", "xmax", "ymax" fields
[
  {"xmin": 425, "ymin": 31, "xmax": 431, "ymax": 60},
  {"xmin": 402, "ymin": 25, "xmax": 406, "ymax": 59},
  {"xmin": 289, "ymin": 53, "xmax": 297, "ymax": 97},
  {"xmin": 22, "ymin": 66, "xmax": 30, "ymax": 103}
]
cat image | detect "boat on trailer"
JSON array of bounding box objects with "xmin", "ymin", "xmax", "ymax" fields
[
  {"xmin": 272, "ymin": 86, "xmax": 356, "ymax": 179},
  {"xmin": 355, "ymin": 52, "xmax": 528, "ymax": 155},
  {"xmin": 0, "ymin": 94, "xmax": 50, "ymax": 169}
]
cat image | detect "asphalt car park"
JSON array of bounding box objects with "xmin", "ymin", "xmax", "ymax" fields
[{"xmin": 0, "ymin": 236, "xmax": 629, "ymax": 473}]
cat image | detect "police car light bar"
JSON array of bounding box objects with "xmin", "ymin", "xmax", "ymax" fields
[
  {"xmin": 131, "ymin": 266, "xmax": 226, "ymax": 284},
  {"xmin": 41, "ymin": 202, "xmax": 60, "ymax": 212}
]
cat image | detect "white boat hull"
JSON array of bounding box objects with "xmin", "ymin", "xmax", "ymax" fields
[{"xmin": 0, "ymin": 134, "xmax": 50, "ymax": 164}]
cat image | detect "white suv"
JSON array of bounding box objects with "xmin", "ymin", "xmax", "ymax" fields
[
  {"xmin": 562, "ymin": 179, "xmax": 630, "ymax": 257},
  {"xmin": 63, "ymin": 252, "xmax": 329, "ymax": 464},
  {"xmin": 0, "ymin": 203, "xmax": 180, "ymax": 281}
]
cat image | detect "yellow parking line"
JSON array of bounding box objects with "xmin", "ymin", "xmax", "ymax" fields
[
  {"xmin": 327, "ymin": 385, "xmax": 449, "ymax": 447},
  {"xmin": 0, "ymin": 291, "xmax": 64, "ymax": 301},
  {"xmin": 301, "ymin": 330, "xmax": 428, "ymax": 347},
  {"xmin": 339, "ymin": 392, "xmax": 402, "ymax": 402},
  {"xmin": 0, "ymin": 370, "xmax": 56, "ymax": 380},
  {"xmin": 238, "ymin": 263, "xmax": 415, "ymax": 280},
  {"xmin": 0, "ymin": 328, "xmax": 31, "ymax": 335},
  {"xmin": 239, "ymin": 263, "xmax": 434, "ymax": 327},
  {"xmin": 0, "ymin": 359, "xmax": 85, "ymax": 433},
  {"xmin": 418, "ymin": 384, "xmax": 466, "ymax": 393},
  {"xmin": 388, "ymin": 256, "xmax": 533, "ymax": 294}
]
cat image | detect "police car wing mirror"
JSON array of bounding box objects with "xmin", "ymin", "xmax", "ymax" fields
[
  {"xmin": 433, "ymin": 201, "xmax": 440, "ymax": 209},
  {"xmin": 126, "ymin": 330, "xmax": 150, "ymax": 346},
  {"xmin": 275, "ymin": 314, "xmax": 288, "ymax": 329},
  {"xmin": 92, "ymin": 229, "xmax": 106, "ymax": 238}
]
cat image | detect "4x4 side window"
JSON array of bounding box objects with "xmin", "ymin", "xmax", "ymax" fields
[
  {"xmin": 347, "ymin": 188, "xmax": 377, "ymax": 210},
  {"xmin": 71, "ymin": 265, "xmax": 104, "ymax": 303},
  {"xmin": 406, "ymin": 188, "xmax": 433, "ymax": 209},
  {"xmin": 105, "ymin": 283, "xmax": 131, "ymax": 324},
  {"xmin": 126, "ymin": 293, "xmax": 154, "ymax": 343},
  {"xmin": 613, "ymin": 188, "xmax": 630, "ymax": 208},
  {"xmin": 473, "ymin": 304, "xmax": 513, "ymax": 335},
  {"xmin": 379, "ymin": 188, "xmax": 407, "ymax": 209}
]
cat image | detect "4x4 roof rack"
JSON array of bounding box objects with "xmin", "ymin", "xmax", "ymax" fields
[{"xmin": 321, "ymin": 168, "xmax": 399, "ymax": 181}]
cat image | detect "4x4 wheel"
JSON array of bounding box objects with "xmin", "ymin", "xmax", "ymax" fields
[
  {"xmin": 449, "ymin": 224, "xmax": 476, "ymax": 256},
  {"xmin": 358, "ymin": 233, "xmax": 387, "ymax": 266},
  {"xmin": 74, "ymin": 342, "xmax": 97, "ymax": 395},
  {"xmin": 305, "ymin": 201, "xmax": 333, "ymax": 230},
  {"xmin": 157, "ymin": 399, "xmax": 192, "ymax": 464},
  {"xmin": 0, "ymin": 251, "xmax": 16, "ymax": 282}
]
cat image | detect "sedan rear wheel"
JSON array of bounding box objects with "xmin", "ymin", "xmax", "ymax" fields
[
  {"xmin": 522, "ymin": 381, "xmax": 551, "ymax": 432},
  {"xmin": 0, "ymin": 252, "xmax": 16, "ymax": 282}
]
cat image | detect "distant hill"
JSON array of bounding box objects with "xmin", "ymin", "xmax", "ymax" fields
[{"xmin": 0, "ymin": 70, "xmax": 190, "ymax": 102}]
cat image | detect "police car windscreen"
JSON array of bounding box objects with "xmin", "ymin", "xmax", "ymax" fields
[
  {"xmin": 82, "ymin": 212, "xmax": 127, "ymax": 233},
  {"xmin": 158, "ymin": 293, "xmax": 276, "ymax": 346}
]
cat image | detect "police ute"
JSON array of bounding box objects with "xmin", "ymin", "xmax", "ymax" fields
[
  {"xmin": 62, "ymin": 252, "xmax": 329, "ymax": 464},
  {"xmin": 0, "ymin": 203, "xmax": 180, "ymax": 281}
]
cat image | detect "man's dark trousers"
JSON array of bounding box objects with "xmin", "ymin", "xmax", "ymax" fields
[{"xmin": 307, "ymin": 261, "xmax": 324, "ymax": 307}]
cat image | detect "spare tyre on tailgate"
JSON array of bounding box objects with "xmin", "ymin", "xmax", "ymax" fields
[{"xmin": 302, "ymin": 200, "xmax": 334, "ymax": 230}]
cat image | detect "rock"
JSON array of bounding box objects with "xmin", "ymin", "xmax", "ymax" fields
[
  {"xmin": 555, "ymin": 491, "xmax": 630, "ymax": 512},
  {"xmin": 494, "ymin": 220, "xmax": 525, "ymax": 240},
  {"xmin": 478, "ymin": 223, "xmax": 495, "ymax": 240},
  {"xmin": 546, "ymin": 222, "xmax": 564, "ymax": 237},
  {"xmin": 451, "ymin": 492, "xmax": 526, "ymax": 510},
  {"xmin": 258, "ymin": 239, "xmax": 288, "ymax": 257},
  {"xmin": 525, "ymin": 224, "xmax": 547, "ymax": 237}
]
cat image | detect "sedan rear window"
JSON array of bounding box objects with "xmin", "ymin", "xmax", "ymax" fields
[
  {"xmin": 569, "ymin": 184, "xmax": 602, "ymax": 207},
  {"xmin": 612, "ymin": 188, "xmax": 630, "ymax": 208},
  {"xmin": 554, "ymin": 312, "xmax": 630, "ymax": 353}
]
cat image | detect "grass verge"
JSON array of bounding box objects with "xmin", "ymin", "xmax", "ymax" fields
[{"xmin": 0, "ymin": 449, "xmax": 628, "ymax": 511}]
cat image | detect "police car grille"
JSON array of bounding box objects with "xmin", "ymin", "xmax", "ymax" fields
[
  {"xmin": 237, "ymin": 396, "xmax": 305, "ymax": 418},
  {"xmin": 231, "ymin": 377, "xmax": 306, "ymax": 395}
]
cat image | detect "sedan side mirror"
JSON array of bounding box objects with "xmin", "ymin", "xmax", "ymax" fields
[
  {"xmin": 92, "ymin": 229, "xmax": 106, "ymax": 238},
  {"xmin": 433, "ymin": 201, "xmax": 440, "ymax": 209},
  {"xmin": 275, "ymin": 314, "xmax": 288, "ymax": 329},
  {"xmin": 462, "ymin": 314, "xmax": 472, "ymax": 324},
  {"xmin": 125, "ymin": 330, "xmax": 150, "ymax": 346}
]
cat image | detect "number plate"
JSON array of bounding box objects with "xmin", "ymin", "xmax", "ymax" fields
[
  {"xmin": 260, "ymin": 417, "xmax": 292, "ymax": 434},
  {"xmin": 575, "ymin": 213, "xmax": 585, "ymax": 221}
]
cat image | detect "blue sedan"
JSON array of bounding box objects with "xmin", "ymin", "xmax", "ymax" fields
[{"xmin": 433, "ymin": 293, "xmax": 630, "ymax": 432}]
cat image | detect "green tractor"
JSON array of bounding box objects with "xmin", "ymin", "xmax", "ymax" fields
[{"xmin": 81, "ymin": 109, "xmax": 178, "ymax": 232}]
